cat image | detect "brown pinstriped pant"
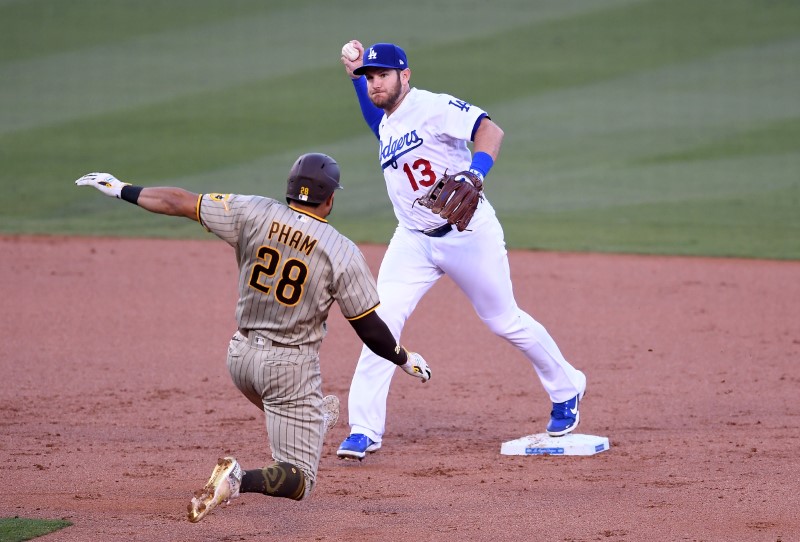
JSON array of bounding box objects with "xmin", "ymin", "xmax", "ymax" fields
[{"xmin": 226, "ymin": 331, "xmax": 324, "ymax": 498}]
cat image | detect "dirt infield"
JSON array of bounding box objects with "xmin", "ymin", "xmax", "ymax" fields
[{"xmin": 1, "ymin": 235, "xmax": 797, "ymax": 542}]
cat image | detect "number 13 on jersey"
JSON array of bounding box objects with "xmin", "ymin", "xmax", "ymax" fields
[{"xmin": 402, "ymin": 158, "xmax": 437, "ymax": 191}]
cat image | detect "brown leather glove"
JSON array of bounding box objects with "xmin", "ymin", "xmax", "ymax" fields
[{"xmin": 414, "ymin": 170, "xmax": 484, "ymax": 231}]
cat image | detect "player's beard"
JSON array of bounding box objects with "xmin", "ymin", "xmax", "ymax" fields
[{"xmin": 369, "ymin": 74, "xmax": 404, "ymax": 110}]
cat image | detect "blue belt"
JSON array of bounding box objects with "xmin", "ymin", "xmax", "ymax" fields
[{"xmin": 421, "ymin": 223, "xmax": 452, "ymax": 237}]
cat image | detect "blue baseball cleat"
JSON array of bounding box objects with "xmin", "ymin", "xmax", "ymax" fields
[
  {"xmin": 546, "ymin": 391, "xmax": 584, "ymax": 437},
  {"xmin": 337, "ymin": 433, "xmax": 381, "ymax": 460}
]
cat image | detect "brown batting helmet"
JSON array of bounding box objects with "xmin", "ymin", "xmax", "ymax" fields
[{"xmin": 286, "ymin": 153, "xmax": 342, "ymax": 204}]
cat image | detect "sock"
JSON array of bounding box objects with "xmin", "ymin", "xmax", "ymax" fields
[{"xmin": 241, "ymin": 462, "xmax": 306, "ymax": 500}]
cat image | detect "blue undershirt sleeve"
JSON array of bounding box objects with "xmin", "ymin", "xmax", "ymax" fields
[{"xmin": 352, "ymin": 77, "xmax": 383, "ymax": 139}]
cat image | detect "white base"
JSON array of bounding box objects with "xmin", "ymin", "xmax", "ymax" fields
[{"xmin": 500, "ymin": 433, "xmax": 610, "ymax": 456}]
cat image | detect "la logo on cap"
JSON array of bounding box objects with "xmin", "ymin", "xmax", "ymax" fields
[{"xmin": 367, "ymin": 48, "xmax": 377, "ymax": 60}]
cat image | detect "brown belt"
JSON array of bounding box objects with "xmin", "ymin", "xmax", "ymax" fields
[{"xmin": 239, "ymin": 329, "xmax": 300, "ymax": 349}]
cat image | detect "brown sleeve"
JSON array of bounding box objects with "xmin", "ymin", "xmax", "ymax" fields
[{"xmin": 348, "ymin": 311, "xmax": 407, "ymax": 366}]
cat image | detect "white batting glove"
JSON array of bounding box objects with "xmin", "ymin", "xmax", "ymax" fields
[
  {"xmin": 400, "ymin": 351, "xmax": 431, "ymax": 383},
  {"xmin": 75, "ymin": 172, "xmax": 129, "ymax": 198}
]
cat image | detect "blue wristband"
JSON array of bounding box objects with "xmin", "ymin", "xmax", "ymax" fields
[{"xmin": 469, "ymin": 151, "xmax": 494, "ymax": 180}]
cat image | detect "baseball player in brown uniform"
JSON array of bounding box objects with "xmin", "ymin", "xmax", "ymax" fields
[{"xmin": 75, "ymin": 153, "xmax": 431, "ymax": 523}]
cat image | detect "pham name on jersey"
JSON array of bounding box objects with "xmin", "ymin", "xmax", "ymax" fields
[{"xmin": 267, "ymin": 220, "xmax": 318, "ymax": 256}]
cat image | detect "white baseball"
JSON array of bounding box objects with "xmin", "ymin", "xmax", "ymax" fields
[{"xmin": 341, "ymin": 42, "xmax": 359, "ymax": 62}]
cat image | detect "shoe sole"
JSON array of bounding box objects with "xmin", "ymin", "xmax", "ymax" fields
[
  {"xmin": 322, "ymin": 395, "xmax": 340, "ymax": 435},
  {"xmin": 187, "ymin": 457, "xmax": 239, "ymax": 523},
  {"xmin": 546, "ymin": 411, "xmax": 580, "ymax": 437},
  {"xmin": 336, "ymin": 441, "xmax": 382, "ymax": 461}
]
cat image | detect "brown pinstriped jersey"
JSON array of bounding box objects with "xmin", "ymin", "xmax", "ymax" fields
[{"xmin": 198, "ymin": 193, "xmax": 379, "ymax": 350}]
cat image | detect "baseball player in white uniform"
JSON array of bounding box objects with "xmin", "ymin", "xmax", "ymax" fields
[
  {"xmin": 75, "ymin": 153, "xmax": 431, "ymax": 521},
  {"xmin": 336, "ymin": 41, "xmax": 587, "ymax": 460}
]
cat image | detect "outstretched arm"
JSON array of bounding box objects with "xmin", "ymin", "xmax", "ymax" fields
[
  {"xmin": 75, "ymin": 172, "xmax": 199, "ymax": 221},
  {"xmin": 348, "ymin": 310, "xmax": 431, "ymax": 383},
  {"xmin": 136, "ymin": 187, "xmax": 199, "ymax": 220}
]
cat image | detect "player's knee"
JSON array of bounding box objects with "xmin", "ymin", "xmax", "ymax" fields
[
  {"xmin": 481, "ymin": 307, "xmax": 549, "ymax": 352},
  {"xmin": 480, "ymin": 305, "xmax": 522, "ymax": 337}
]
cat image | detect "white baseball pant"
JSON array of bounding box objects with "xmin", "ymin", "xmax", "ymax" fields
[{"xmin": 346, "ymin": 211, "xmax": 586, "ymax": 443}]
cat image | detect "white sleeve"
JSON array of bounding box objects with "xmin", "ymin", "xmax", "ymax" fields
[{"xmin": 435, "ymin": 93, "xmax": 488, "ymax": 142}]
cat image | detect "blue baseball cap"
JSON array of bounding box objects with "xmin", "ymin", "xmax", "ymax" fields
[{"xmin": 353, "ymin": 43, "xmax": 409, "ymax": 75}]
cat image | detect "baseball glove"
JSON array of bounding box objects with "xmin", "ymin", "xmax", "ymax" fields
[{"xmin": 414, "ymin": 170, "xmax": 483, "ymax": 231}]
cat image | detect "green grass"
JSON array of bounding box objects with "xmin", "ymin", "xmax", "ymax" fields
[
  {"xmin": 1, "ymin": 0, "xmax": 798, "ymax": 259},
  {"xmin": 0, "ymin": 518, "xmax": 71, "ymax": 542}
]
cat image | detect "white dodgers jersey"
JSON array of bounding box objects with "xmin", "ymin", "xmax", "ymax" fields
[{"xmin": 376, "ymin": 88, "xmax": 494, "ymax": 231}]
